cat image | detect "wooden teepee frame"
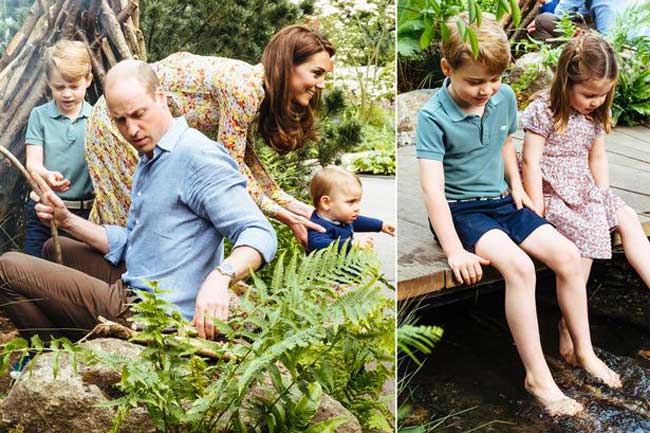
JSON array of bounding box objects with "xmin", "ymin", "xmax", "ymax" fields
[{"xmin": 0, "ymin": 0, "xmax": 145, "ymax": 254}]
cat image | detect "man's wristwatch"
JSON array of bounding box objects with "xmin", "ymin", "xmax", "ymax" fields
[{"xmin": 215, "ymin": 263, "xmax": 237, "ymax": 280}]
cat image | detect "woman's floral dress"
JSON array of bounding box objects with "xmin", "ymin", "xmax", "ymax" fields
[
  {"xmin": 521, "ymin": 95, "xmax": 625, "ymax": 259},
  {"xmin": 85, "ymin": 52, "xmax": 294, "ymax": 226}
]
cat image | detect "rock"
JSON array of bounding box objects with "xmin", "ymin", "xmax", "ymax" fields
[
  {"xmin": 507, "ymin": 51, "xmax": 554, "ymax": 108},
  {"xmin": 396, "ymin": 88, "xmax": 436, "ymax": 148},
  {"xmin": 0, "ymin": 338, "xmax": 361, "ymax": 433},
  {"xmin": 0, "ymin": 338, "xmax": 155, "ymax": 433}
]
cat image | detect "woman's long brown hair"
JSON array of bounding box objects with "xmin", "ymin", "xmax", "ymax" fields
[
  {"xmin": 550, "ymin": 31, "xmax": 618, "ymax": 134},
  {"xmin": 258, "ymin": 25, "xmax": 335, "ymax": 153}
]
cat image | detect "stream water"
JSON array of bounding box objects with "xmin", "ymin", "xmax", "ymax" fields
[{"xmin": 400, "ymin": 253, "xmax": 650, "ymax": 432}]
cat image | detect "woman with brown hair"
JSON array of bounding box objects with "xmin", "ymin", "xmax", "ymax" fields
[{"xmin": 85, "ymin": 25, "xmax": 335, "ymax": 244}]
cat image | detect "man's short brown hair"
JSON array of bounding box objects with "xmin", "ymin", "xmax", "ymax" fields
[{"xmin": 442, "ymin": 12, "xmax": 511, "ymax": 74}]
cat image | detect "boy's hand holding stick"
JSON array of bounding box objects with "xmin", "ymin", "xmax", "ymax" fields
[{"xmin": 0, "ymin": 146, "xmax": 63, "ymax": 264}]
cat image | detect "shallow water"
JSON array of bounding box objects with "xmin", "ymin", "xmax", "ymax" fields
[{"xmin": 400, "ymin": 254, "xmax": 650, "ymax": 433}]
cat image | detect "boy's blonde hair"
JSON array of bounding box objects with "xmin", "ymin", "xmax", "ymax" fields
[
  {"xmin": 549, "ymin": 31, "xmax": 618, "ymax": 134},
  {"xmin": 442, "ymin": 12, "xmax": 511, "ymax": 74},
  {"xmin": 45, "ymin": 39, "xmax": 92, "ymax": 82},
  {"xmin": 310, "ymin": 166, "xmax": 362, "ymax": 209}
]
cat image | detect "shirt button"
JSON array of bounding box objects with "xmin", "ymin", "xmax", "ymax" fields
[
  {"xmin": 136, "ymin": 218, "xmax": 140, "ymax": 224},
  {"xmin": 137, "ymin": 192, "xmax": 142, "ymax": 197}
]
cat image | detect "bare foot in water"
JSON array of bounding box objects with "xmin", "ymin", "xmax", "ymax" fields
[
  {"xmin": 524, "ymin": 376, "xmax": 584, "ymax": 416},
  {"xmin": 558, "ymin": 318, "xmax": 577, "ymax": 366},
  {"xmin": 576, "ymin": 352, "xmax": 622, "ymax": 388}
]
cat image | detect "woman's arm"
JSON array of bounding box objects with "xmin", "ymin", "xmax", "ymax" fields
[
  {"xmin": 521, "ymin": 132, "xmax": 547, "ymax": 216},
  {"xmin": 589, "ymin": 135, "xmax": 609, "ymax": 190}
]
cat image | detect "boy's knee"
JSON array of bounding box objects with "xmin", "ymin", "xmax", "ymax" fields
[
  {"xmin": 503, "ymin": 253, "xmax": 536, "ymax": 284},
  {"xmin": 553, "ymin": 244, "xmax": 582, "ymax": 274}
]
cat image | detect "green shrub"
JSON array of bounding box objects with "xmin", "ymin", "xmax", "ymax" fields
[
  {"xmin": 1, "ymin": 245, "xmax": 395, "ymax": 432},
  {"xmin": 351, "ymin": 150, "xmax": 396, "ymax": 176}
]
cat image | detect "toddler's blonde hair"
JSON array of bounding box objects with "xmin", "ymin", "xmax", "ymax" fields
[
  {"xmin": 442, "ymin": 12, "xmax": 511, "ymax": 75},
  {"xmin": 310, "ymin": 166, "xmax": 362, "ymax": 209},
  {"xmin": 45, "ymin": 39, "xmax": 92, "ymax": 82}
]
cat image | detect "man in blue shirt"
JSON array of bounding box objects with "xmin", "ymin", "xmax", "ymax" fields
[{"xmin": 0, "ymin": 60, "xmax": 277, "ymax": 342}]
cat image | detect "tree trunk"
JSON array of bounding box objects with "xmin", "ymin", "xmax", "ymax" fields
[{"xmin": 0, "ymin": 0, "xmax": 146, "ymax": 253}]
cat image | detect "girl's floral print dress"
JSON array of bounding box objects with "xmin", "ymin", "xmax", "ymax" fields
[
  {"xmin": 85, "ymin": 52, "xmax": 294, "ymax": 226},
  {"xmin": 521, "ymin": 95, "xmax": 625, "ymax": 259}
]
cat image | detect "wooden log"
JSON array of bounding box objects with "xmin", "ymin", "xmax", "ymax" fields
[
  {"xmin": 100, "ymin": 0, "xmax": 132, "ymax": 59},
  {"xmin": 0, "ymin": 0, "xmax": 144, "ymax": 250},
  {"xmin": 0, "ymin": 1, "xmax": 43, "ymax": 71}
]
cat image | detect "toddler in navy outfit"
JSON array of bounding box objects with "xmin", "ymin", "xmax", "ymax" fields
[{"xmin": 307, "ymin": 166, "xmax": 394, "ymax": 253}]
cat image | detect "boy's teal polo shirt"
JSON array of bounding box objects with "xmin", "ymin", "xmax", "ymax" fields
[
  {"xmin": 416, "ymin": 78, "xmax": 518, "ymax": 200},
  {"xmin": 25, "ymin": 100, "xmax": 94, "ymax": 200}
]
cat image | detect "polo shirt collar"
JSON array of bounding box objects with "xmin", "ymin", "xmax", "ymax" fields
[
  {"xmin": 157, "ymin": 116, "xmax": 189, "ymax": 153},
  {"xmin": 46, "ymin": 100, "xmax": 93, "ymax": 119},
  {"xmin": 439, "ymin": 77, "xmax": 504, "ymax": 122}
]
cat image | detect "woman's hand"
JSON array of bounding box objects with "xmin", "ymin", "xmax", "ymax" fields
[{"xmin": 274, "ymin": 207, "xmax": 325, "ymax": 247}]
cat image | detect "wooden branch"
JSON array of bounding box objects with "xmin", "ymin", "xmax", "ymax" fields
[
  {"xmin": 100, "ymin": 0, "xmax": 132, "ymax": 59},
  {"xmin": 89, "ymin": 316, "xmax": 235, "ymax": 361},
  {"xmin": 100, "ymin": 37, "xmax": 118, "ymax": 68},
  {"xmin": 0, "ymin": 146, "xmax": 62, "ymax": 264}
]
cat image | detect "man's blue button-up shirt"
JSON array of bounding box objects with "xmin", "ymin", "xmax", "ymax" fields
[{"xmin": 103, "ymin": 117, "xmax": 277, "ymax": 320}]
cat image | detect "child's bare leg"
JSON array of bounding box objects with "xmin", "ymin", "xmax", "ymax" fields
[
  {"xmin": 559, "ymin": 258, "xmax": 592, "ymax": 366},
  {"xmin": 617, "ymin": 206, "xmax": 650, "ymax": 287},
  {"xmin": 475, "ymin": 229, "xmax": 583, "ymax": 416},
  {"xmin": 521, "ymin": 225, "xmax": 621, "ymax": 388}
]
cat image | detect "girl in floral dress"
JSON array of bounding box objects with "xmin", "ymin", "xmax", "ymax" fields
[
  {"xmin": 85, "ymin": 25, "xmax": 335, "ymax": 245},
  {"xmin": 521, "ymin": 31, "xmax": 650, "ymax": 366}
]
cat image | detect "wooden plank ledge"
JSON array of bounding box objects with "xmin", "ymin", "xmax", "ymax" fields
[{"xmin": 398, "ymin": 126, "xmax": 650, "ymax": 301}]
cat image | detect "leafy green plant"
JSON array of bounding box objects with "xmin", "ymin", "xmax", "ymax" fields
[
  {"xmin": 397, "ymin": 302, "xmax": 443, "ymax": 433},
  {"xmin": 351, "ymin": 149, "xmax": 396, "ymax": 175},
  {"xmin": 397, "ymin": 0, "xmax": 521, "ymax": 58},
  {"xmin": 1, "ymin": 244, "xmax": 395, "ymax": 432}
]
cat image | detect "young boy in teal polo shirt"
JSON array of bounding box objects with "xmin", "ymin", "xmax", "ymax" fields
[
  {"xmin": 24, "ymin": 40, "xmax": 95, "ymax": 257},
  {"xmin": 416, "ymin": 12, "xmax": 620, "ymax": 416}
]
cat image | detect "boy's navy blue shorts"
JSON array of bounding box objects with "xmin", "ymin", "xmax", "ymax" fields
[{"xmin": 429, "ymin": 195, "xmax": 549, "ymax": 253}]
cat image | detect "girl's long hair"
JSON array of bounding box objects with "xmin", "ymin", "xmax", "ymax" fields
[
  {"xmin": 550, "ymin": 31, "xmax": 618, "ymax": 134},
  {"xmin": 258, "ymin": 25, "xmax": 335, "ymax": 154}
]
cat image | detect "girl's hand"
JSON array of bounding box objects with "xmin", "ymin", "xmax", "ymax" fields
[
  {"xmin": 274, "ymin": 207, "xmax": 325, "ymax": 247},
  {"xmin": 46, "ymin": 171, "xmax": 71, "ymax": 192},
  {"xmin": 381, "ymin": 222, "xmax": 395, "ymax": 236},
  {"xmin": 511, "ymin": 187, "xmax": 537, "ymax": 212}
]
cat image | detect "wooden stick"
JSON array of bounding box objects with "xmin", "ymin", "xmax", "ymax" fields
[
  {"xmin": 89, "ymin": 316, "xmax": 235, "ymax": 361},
  {"xmin": 0, "ymin": 146, "xmax": 62, "ymax": 264}
]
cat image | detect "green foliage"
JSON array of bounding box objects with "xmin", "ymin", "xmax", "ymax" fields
[
  {"xmin": 351, "ymin": 149, "xmax": 395, "ymax": 175},
  {"xmin": 0, "ymin": 0, "xmax": 30, "ymax": 57},
  {"xmin": 140, "ymin": 0, "xmax": 309, "ymax": 62},
  {"xmin": 608, "ymin": 3, "xmax": 650, "ymax": 126},
  {"xmin": 397, "ymin": 302, "xmax": 444, "ymax": 433},
  {"xmin": 1, "ymin": 246, "xmax": 394, "ymax": 432},
  {"xmin": 397, "ymin": 0, "xmax": 521, "ymax": 58},
  {"xmin": 319, "ymin": 0, "xmax": 396, "ymax": 122}
]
